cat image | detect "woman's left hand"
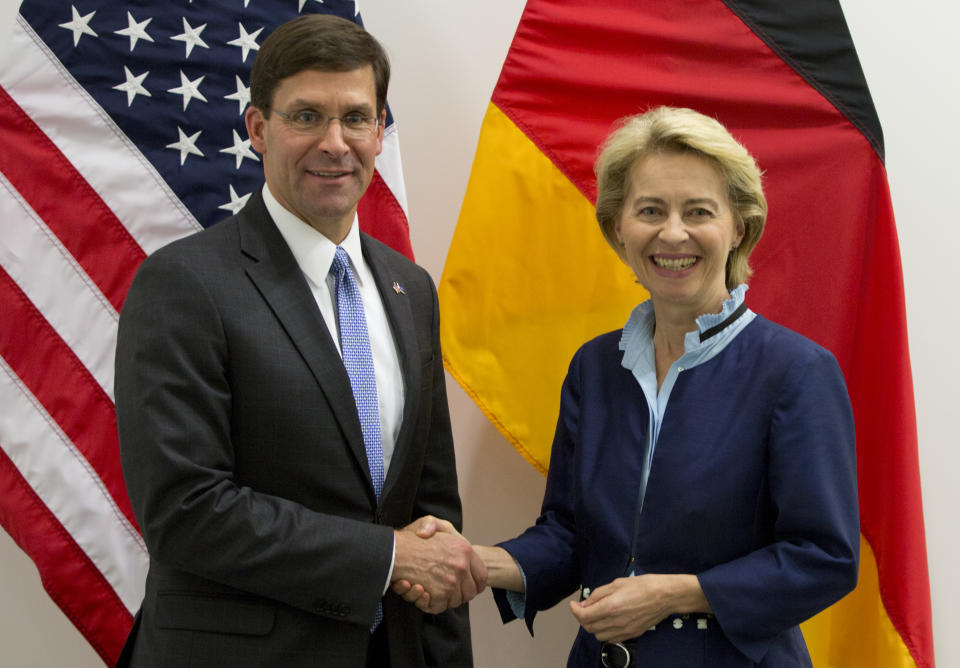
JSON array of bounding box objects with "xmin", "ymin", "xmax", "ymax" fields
[{"xmin": 568, "ymin": 573, "xmax": 709, "ymax": 643}]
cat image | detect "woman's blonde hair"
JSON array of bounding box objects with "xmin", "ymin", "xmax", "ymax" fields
[{"xmin": 594, "ymin": 107, "xmax": 767, "ymax": 288}]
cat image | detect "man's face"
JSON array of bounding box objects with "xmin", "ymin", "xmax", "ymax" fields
[{"xmin": 246, "ymin": 66, "xmax": 385, "ymax": 242}]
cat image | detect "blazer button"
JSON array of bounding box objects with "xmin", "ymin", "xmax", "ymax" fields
[{"xmin": 673, "ymin": 617, "xmax": 683, "ymax": 630}]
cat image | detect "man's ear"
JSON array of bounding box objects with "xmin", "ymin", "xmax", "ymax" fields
[
  {"xmin": 375, "ymin": 108, "xmax": 386, "ymax": 156},
  {"xmin": 245, "ymin": 106, "xmax": 267, "ymax": 155}
]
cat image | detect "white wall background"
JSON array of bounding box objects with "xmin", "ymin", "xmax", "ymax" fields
[{"xmin": 0, "ymin": 1, "xmax": 956, "ymax": 666}]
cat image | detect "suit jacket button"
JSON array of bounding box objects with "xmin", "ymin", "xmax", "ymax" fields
[{"xmin": 673, "ymin": 618, "xmax": 683, "ymax": 630}]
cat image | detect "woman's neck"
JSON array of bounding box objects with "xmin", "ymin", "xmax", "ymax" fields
[
  {"xmin": 651, "ymin": 293, "xmax": 730, "ymax": 388},
  {"xmin": 652, "ymin": 318, "xmax": 689, "ymax": 390}
]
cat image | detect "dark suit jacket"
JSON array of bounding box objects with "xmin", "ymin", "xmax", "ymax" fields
[{"xmin": 115, "ymin": 192, "xmax": 470, "ymax": 667}]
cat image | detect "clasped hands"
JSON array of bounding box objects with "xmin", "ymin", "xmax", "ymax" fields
[
  {"xmin": 391, "ymin": 516, "xmax": 487, "ymax": 614},
  {"xmin": 569, "ymin": 573, "xmax": 711, "ymax": 643}
]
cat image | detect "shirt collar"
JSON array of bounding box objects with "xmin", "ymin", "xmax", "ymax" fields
[
  {"xmin": 262, "ymin": 184, "xmax": 365, "ymax": 289},
  {"xmin": 692, "ymin": 283, "xmax": 750, "ymax": 341},
  {"xmin": 619, "ymin": 283, "xmax": 751, "ymax": 369}
]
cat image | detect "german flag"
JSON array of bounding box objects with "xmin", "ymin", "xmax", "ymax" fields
[{"xmin": 439, "ymin": 1, "xmax": 933, "ymax": 665}]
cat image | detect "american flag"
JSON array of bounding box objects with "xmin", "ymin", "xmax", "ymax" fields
[{"xmin": 0, "ymin": 1, "xmax": 411, "ymax": 663}]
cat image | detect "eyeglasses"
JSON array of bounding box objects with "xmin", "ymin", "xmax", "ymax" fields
[{"xmin": 269, "ymin": 108, "xmax": 380, "ymax": 138}]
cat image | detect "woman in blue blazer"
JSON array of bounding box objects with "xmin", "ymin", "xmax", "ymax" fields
[{"xmin": 401, "ymin": 107, "xmax": 859, "ymax": 666}]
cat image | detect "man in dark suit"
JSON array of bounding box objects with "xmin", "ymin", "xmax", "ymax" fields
[{"xmin": 115, "ymin": 14, "xmax": 483, "ymax": 668}]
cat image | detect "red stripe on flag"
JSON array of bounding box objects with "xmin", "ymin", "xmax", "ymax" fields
[
  {"xmin": 0, "ymin": 266, "xmax": 137, "ymax": 528},
  {"xmin": 494, "ymin": 0, "xmax": 851, "ymax": 205},
  {"xmin": 0, "ymin": 86, "xmax": 145, "ymax": 312},
  {"xmin": 0, "ymin": 444, "xmax": 133, "ymax": 665},
  {"xmin": 843, "ymin": 161, "xmax": 931, "ymax": 665},
  {"xmin": 358, "ymin": 169, "xmax": 414, "ymax": 261}
]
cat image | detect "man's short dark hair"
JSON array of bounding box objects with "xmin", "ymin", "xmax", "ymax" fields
[{"xmin": 250, "ymin": 14, "xmax": 390, "ymax": 114}]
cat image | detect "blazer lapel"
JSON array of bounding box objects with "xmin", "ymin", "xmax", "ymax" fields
[
  {"xmin": 237, "ymin": 194, "xmax": 374, "ymax": 492},
  {"xmin": 361, "ymin": 234, "xmax": 421, "ymax": 502}
]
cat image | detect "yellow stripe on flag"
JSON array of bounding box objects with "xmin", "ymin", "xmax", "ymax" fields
[
  {"xmin": 440, "ymin": 103, "xmax": 644, "ymax": 471},
  {"xmin": 802, "ymin": 535, "xmax": 917, "ymax": 668}
]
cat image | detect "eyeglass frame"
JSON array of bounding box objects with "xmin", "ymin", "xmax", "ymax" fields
[{"xmin": 266, "ymin": 107, "xmax": 382, "ymax": 138}]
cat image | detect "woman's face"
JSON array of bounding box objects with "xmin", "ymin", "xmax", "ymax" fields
[{"xmin": 615, "ymin": 151, "xmax": 743, "ymax": 316}]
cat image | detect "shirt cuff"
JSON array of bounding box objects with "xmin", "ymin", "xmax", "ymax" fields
[
  {"xmin": 383, "ymin": 535, "xmax": 396, "ymax": 596},
  {"xmin": 505, "ymin": 560, "xmax": 529, "ymax": 619}
]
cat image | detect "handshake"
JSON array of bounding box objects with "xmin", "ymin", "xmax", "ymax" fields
[{"xmin": 391, "ymin": 516, "xmax": 489, "ymax": 614}]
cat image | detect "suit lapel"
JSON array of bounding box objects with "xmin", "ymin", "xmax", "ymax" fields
[
  {"xmin": 361, "ymin": 234, "xmax": 421, "ymax": 502},
  {"xmin": 237, "ymin": 194, "xmax": 374, "ymax": 493}
]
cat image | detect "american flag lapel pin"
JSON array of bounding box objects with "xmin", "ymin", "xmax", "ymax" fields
[{"xmin": 392, "ymin": 281, "xmax": 406, "ymax": 295}]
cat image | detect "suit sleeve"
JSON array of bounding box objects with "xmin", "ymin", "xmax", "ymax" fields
[
  {"xmin": 115, "ymin": 248, "xmax": 394, "ymax": 627},
  {"xmin": 697, "ymin": 347, "xmax": 860, "ymax": 663},
  {"xmin": 411, "ymin": 274, "xmax": 473, "ymax": 667},
  {"xmin": 491, "ymin": 351, "xmax": 583, "ymax": 634}
]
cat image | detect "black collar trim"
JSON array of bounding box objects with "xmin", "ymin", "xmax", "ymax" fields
[{"xmin": 699, "ymin": 301, "xmax": 748, "ymax": 343}]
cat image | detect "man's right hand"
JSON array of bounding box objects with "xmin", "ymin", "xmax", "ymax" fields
[{"xmin": 391, "ymin": 516, "xmax": 487, "ymax": 614}]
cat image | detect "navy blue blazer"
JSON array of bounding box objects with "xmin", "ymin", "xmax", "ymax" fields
[{"xmin": 495, "ymin": 315, "xmax": 859, "ymax": 667}]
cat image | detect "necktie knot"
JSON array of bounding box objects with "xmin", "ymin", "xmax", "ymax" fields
[{"xmin": 330, "ymin": 246, "xmax": 350, "ymax": 281}]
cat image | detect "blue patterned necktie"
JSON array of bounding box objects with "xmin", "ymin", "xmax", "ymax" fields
[{"xmin": 330, "ymin": 246, "xmax": 385, "ymax": 631}]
